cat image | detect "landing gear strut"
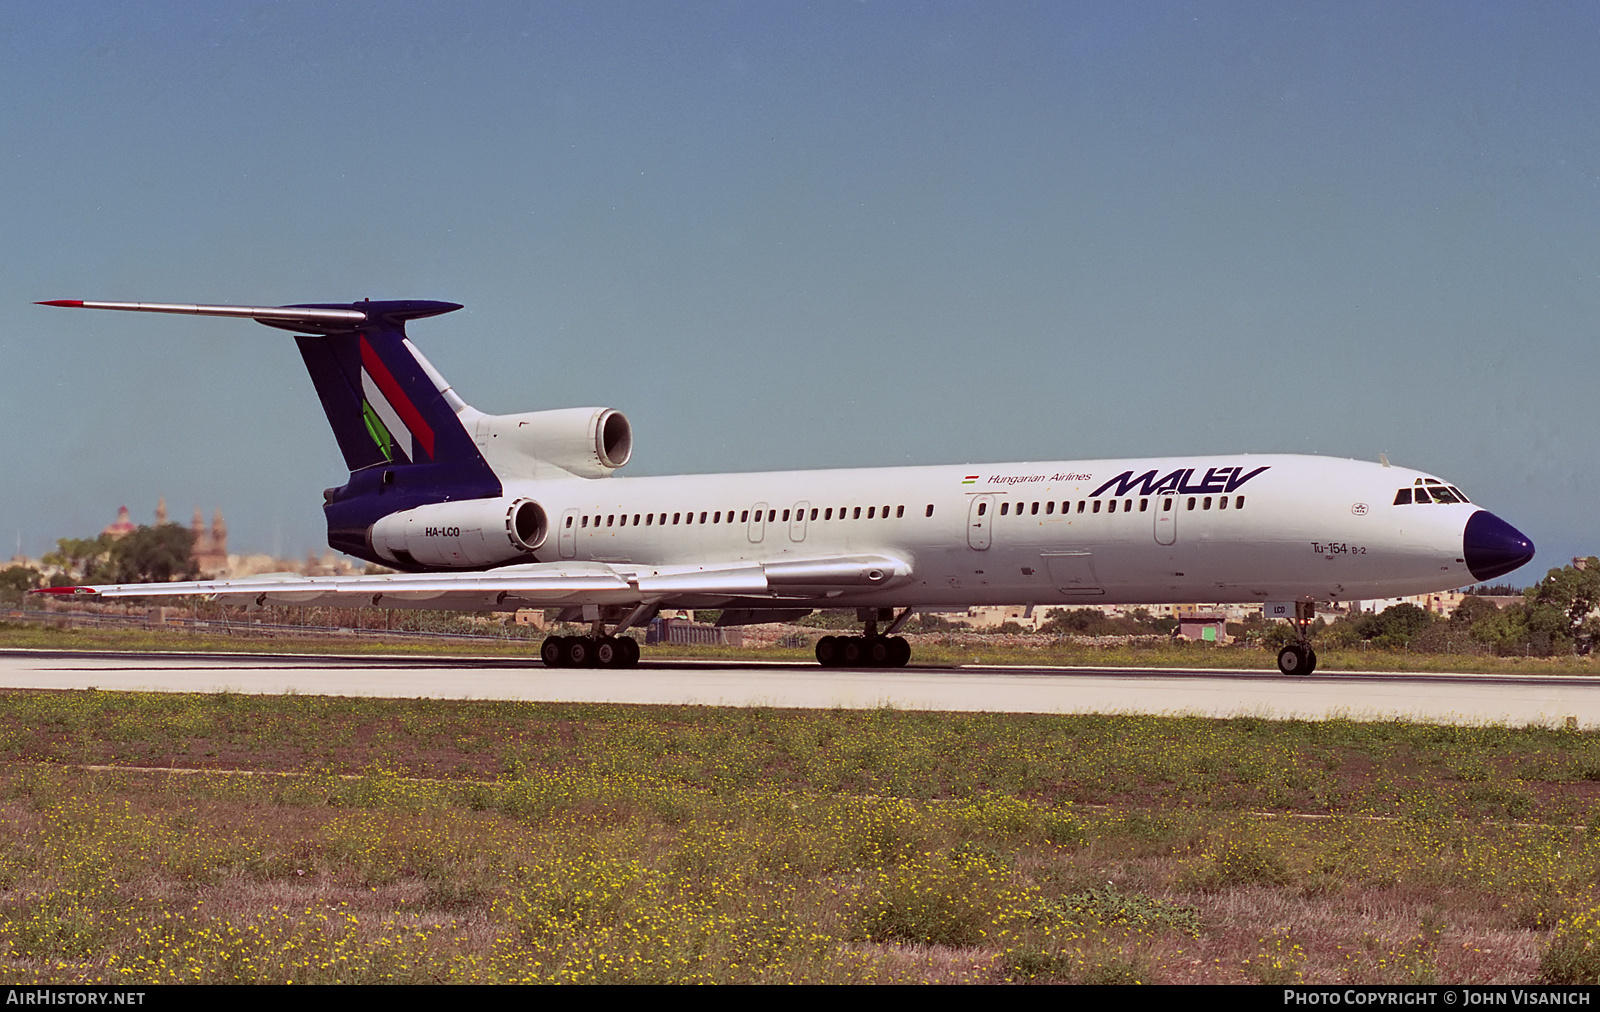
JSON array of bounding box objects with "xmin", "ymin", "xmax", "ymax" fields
[
  {"xmin": 1276, "ymin": 601, "xmax": 1318, "ymax": 676},
  {"xmin": 816, "ymin": 607, "xmax": 914, "ymax": 668}
]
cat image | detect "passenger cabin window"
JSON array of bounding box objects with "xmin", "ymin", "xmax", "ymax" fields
[
  {"xmin": 1092, "ymin": 501, "xmax": 1101, "ymax": 514},
  {"xmin": 977, "ymin": 502, "xmax": 987, "ymax": 516},
  {"xmin": 1000, "ymin": 502, "xmax": 1009, "ymax": 516},
  {"xmin": 925, "ymin": 504, "xmax": 934, "ymax": 517},
  {"xmin": 896, "ymin": 505, "xmax": 904, "ymax": 518}
]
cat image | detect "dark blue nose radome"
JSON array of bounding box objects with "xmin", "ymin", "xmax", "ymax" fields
[{"xmin": 1463, "ymin": 510, "xmax": 1536, "ymax": 582}]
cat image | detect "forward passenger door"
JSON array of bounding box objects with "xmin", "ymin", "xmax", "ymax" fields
[{"xmin": 967, "ymin": 495, "xmax": 995, "ymax": 550}]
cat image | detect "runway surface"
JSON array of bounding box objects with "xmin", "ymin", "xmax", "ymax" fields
[{"xmin": 3, "ymin": 648, "xmax": 1599, "ymax": 727}]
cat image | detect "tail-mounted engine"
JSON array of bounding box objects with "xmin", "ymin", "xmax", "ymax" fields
[
  {"xmin": 370, "ymin": 497, "xmax": 548, "ymax": 569},
  {"xmin": 469, "ymin": 406, "xmax": 632, "ymax": 480}
]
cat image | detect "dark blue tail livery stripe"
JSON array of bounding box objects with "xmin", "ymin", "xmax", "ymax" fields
[
  {"xmin": 291, "ymin": 306, "xmax": 484, "ymax": 471},
  {"xmin": 296, "ymin": 335, "xmax": 388, "ymax": 471}
]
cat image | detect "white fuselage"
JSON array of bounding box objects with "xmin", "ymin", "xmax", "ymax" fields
[{"xmin": 504, "ymin": 453, "xmax": 1476, "ymax": 609}]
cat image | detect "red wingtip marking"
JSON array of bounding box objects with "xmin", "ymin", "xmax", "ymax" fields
[
  {"xmin": 36, "ymin": 300, "xmax": 85, "ymax": 307},
  {"xmin": 30, "ymin": 586, "xmax": 98, "ymax": 596}
]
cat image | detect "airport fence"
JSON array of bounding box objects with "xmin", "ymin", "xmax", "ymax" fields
[{"xmin": 644, "ymin": 619, "xmax": 731, "ymax": 646}]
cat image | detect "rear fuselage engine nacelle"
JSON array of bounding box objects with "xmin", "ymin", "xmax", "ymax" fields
[
  {"xmin": 369, "ymin": 497, "xmax": 548, "ymax": 569},
  {"xmin": 473, "ymin": 406, "xmax": 632, "ymax": 480}
]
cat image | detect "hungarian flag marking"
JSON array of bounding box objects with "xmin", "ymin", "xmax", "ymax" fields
[{"xmin": 359, "ymin": 335, "xmax": 435, "ymax": 460}]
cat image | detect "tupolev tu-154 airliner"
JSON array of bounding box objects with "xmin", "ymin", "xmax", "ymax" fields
[{"xmin": 35, "ymin": 298, "xmax": 1535, "ymax": 675}]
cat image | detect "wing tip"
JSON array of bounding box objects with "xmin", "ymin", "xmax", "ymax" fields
[
  {"xmin": 30, "ymin": 586, "xmax": 100, "ymax": 596},
  {"xmin": 36, "ymin": 300, "xmax": 84, "ymax": 308}
]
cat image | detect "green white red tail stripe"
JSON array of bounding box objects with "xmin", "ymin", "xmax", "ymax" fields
[{"xmin": 359, "ymin": 335, "xmax": 435, "ymax": 460}]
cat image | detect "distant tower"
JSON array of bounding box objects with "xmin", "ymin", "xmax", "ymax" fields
[
  {"xmin": 155, "ymin": 497, "xmax": 168, "ymax": 526},
  {"xmin": 102, "ymin": 506, "xmax": 136, "ymax": 540},
  {"xmin": 191, "ymin": 508, "xmax": 209, "ymax": 555},
  {"xmin": 192, "ymin": 507, "xmax": 228, "ymax": 577}
]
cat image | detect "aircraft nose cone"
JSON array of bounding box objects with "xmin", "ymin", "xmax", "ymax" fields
[{"xmin": 1463, "ymin": 510, "xmax": 1535, "ymax": 582}]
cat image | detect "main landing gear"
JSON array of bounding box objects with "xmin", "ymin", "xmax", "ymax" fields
[
  {"xmin": 815, "ymin": 607, "xmax": 914, "ymax": 668},
  {"xmin": 1276, "ymin": 601, "xmax": 1318, "ymax": 676},
  {"xmin": 542, "ymin": 603, "xmax": 658, "ymax": 668},
  {"xmin": 541, "ymin": 634, "xmax": 640, "ymax": 668}
]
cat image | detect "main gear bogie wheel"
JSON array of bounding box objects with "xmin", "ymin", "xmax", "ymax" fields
[{"xmin": 541, "ymin": 636, "xmax": 566, "ymax": 667}]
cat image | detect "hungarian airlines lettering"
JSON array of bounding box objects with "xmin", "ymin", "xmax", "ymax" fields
[
  {"xmin": 976, "ymin": 466, "xmax": 1267, "ymax": 497},
  {"xmin": 1089, "ymin": 465, "xmax": 1270, "ymax": 498},
  {"xmin": 983, "ymin": 472, "xmax": 1094, "ymax": 486}
]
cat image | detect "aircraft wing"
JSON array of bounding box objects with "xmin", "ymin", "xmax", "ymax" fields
[{"xmin": 33, "ymin": 555, "xmax": 912, "ymax": 610}]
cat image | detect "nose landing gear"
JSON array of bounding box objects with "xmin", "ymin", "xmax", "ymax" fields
[
  {"xmin": 1277, "ymin": 643, "xmax": 1317, "ymax": 676},
  {"xmin": 1276, "ymin": 601, "xmax": 1319, "ymax": 676}
]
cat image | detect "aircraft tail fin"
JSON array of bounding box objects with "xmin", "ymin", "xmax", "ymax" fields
[{"xmin": 280, "ymin": 301, "xmax": 477, "ymax": 471}]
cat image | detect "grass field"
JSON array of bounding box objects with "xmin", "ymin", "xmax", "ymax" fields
[
  {"xmin": 4, "ymin": 618, "xmax": 1599, "ymax": 676},
  {"xmin": 1, "ymin": 689, "xmax": 1598, "ymax": 984}
]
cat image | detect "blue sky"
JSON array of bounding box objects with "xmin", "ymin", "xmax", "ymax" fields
[{"xmin": 3, "ymin": 1, "xmax": 1596, "ymax": 579}]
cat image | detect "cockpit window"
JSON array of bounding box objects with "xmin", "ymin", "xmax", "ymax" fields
[{"xmin": 1396, "ymin": 479, "xmax": 1470, "ymax": 505}]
